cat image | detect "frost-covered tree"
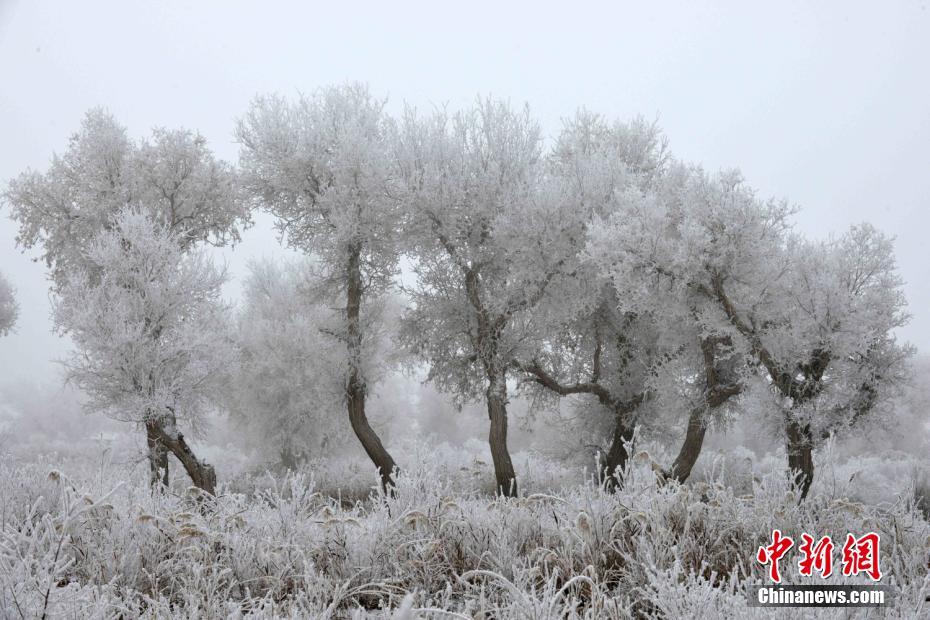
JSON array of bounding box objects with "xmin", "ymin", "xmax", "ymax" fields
[
  {"xmin": 514, "ymin": 112, "xmax": 744, "ymax": 488},
  {"xmin": 511, "ymin": 111, "xmax": 676, "ymax": 488},
  {"xmin": 721, "ymin": 224, "xmax": 912, "ymax": 497},
  {"xmin": 592, "ymin": 167, "xmax": 911, "ymax": 498},
  {"xmin": 52, "ymin": 210, "xmax": 232, "ymax": 493},
  {"xmin": 588, "ymin": 168, "xmax": 791, "ymax": 487},
  {"xmin": 4, "ymin": 109, "xmax": 246, "ymax": 292},
  {"xmin": 396, "ymin": 99, "xmax": 579, "ymax": 496},
  {"xmin": 3, "ymin": 109, "xmax": 247, "ymax": 491},
  {"xmin": 236, "ymin": 83, "xmax": 401, "ymax": 488},
  {"xmin": 226, "ymin": 258, "xmax": 351, "ymax": 468},
  {"xmin": 0, "ymin": 272, "xmax": 17, "ymax": 337}
]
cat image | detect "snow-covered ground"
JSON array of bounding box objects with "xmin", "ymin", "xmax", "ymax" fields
[{"xmin": 1, "ymin": 439, "xmax": 928, "ymax": 618}]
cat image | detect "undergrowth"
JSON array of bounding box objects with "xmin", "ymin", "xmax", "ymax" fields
[{"xmin": 0, "ymin": 447, "xmax": 927, "ymax": 618}]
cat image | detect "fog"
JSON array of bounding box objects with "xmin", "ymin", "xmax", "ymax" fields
[
  {"xmin": 1, "ymin": 0, "xmax": 927, "ymax": 429},
  {"xmin": 1, "ymin": 7, "xmax": 929, "ymax": 613}
]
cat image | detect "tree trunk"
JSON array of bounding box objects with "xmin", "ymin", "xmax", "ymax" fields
[
  {"xmin": 786, "ymin": 415, "xmax": 814, "ymax": 500},
  {"xmin": 710, "ymin": 279, "xmax": 824, "ymax": 501},
  {"xmin": 348, "ymin": 378, "xmax": 398, "ymax": 491},
  {"xmin": 146, "ymin": 423, "xmax": 169, "ymax": 489},
  {"xmin": 663, "ymin": 336, "xmax": 741, "ymax": 485},
  {"xmin": 346, "ymin": 244, "xmax": 397, "ymax": 491},
  {"xmin": 146, "ymin": 418, "xmax": 217, "ymax": 495},
  {"xmin": 602, "ymin": 411, "xmax": 635, "ymax": 491},
  {"xmin": 664, "ymin": 404, "xmax": 708, "ymax": 484},
  {"xmin": 486, "ymin": 370, "xmax": 518, "ymax": 497},
  {"xmin": 280, "ymin": 444, "xmax": 299, "ymax": 470},
  {"xmin": 463, "ymin": 265, "xmax": 517, "ymax": 497}
]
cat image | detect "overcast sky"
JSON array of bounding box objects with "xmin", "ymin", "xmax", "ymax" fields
[{"xmin": 0, "ymin": 0, "xmax": 928, "ymax": 384}]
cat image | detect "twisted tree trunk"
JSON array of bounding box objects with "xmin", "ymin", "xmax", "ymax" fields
[
  {"xmin": 663, "ymin": 336, "xmax": 741, "ymax": 484},
  {"xmin": 346, "ymin": 245, "xmax": 397, "ymax": 491},
  {"xmin": 664, "ymin": 404, "xmax": 708, "ymax": 485},
  {"xmin": 486, "ymin": 369, "xmax": 518, "ymax": 497},
  {"xmin": 146, "ymin": 417, "xmax": 217, "ymax": 495}
]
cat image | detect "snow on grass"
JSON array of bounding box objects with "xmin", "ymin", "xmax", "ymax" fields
[{"xmin": 0, "ymin": 447, "xmax": 928, "ymax": 618}]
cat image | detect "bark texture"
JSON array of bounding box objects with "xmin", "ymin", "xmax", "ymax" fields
[
  {"xmin": 486, "ymin": 370, "xmax": 518, "ymax": 496},
  {"xmin": 665, "ymin": 405, "xmax": 709, "ymax": 485},
  {"xmin": 602, "ymin": 413, "xmax": 635, "ymax": 491},
  {"xmin": 146, "ymin": 417, "xmax": 217, "ymax": 495},
  {"xmin": 346, "ymin": 245, "xmax": 398, "ymax": 491},
  {"xmin": 786, "ymin": 417, "xmax": 814, "ymax": 500},
  {"xmin": 146, "ymin": 423, "xmax": 169, "ymax": 489},
  {"xmin": 664, "ymin": 336, "xmax": 741, "ymax": 484},
  {"xmin": 459, "ymin": 261, "xmax": 520, "ymax": 498}
]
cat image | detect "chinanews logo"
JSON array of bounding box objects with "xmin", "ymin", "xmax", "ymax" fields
[{"xmin": 749, "ymin": 530, "xmax": 894, "ymax": 607}]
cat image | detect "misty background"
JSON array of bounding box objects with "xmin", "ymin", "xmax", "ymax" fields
[{"xmin": 1, "ymin": 1, "xmax": 928, "ymax": 477}]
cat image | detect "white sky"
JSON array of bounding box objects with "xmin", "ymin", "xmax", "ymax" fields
[{"xmin": 1, "ymin": 0, "xmax": 928, "ymax": 384}]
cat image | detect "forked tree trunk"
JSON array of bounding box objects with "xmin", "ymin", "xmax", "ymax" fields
[
  {"xmin": 662, "ymin": 336, "xmax": 741, "ymax": 485},
  {"xmin": 346, "ymin": 245, "xmax": 397, "ymax": 491},
  {"xmin": 710, "ymin": 279, "xmax": 825, "ymax": 502},
  {"xmin": 464, "ymin": 266, "xmax": 517, "ymax": 497},
  {"xmin": 146, "ymin": 418, "xmax": 217, "ymax": 495},
  {"xmin": 786, "ymin": 415, "xmax": 814, "ymax": 500},
  {"xmin": 146, "ymin": 423, "xmax": 169, "ymax": 489},
  {"xmin": 486, "ymin": 370, "xmax": 518, "ymax": 497},
  {"xmin": 512, "ymin": 358, "xmax": 640, "ymax": 493},
  {"xmin": 602, "ymin": 412, "xmax": 635, "ymax": 491}
]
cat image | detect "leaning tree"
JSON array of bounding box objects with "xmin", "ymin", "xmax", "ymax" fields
[
  {"xmin": 52, "ymin": 210, "xmax": 232, "ymax": 493},
  {"xmin": 3, "ymin": 109, "xmax": 247, "ymax": 492},
  {"xmin": 236, "ymin": 83, "xmax": 402, "ymax": 489}
]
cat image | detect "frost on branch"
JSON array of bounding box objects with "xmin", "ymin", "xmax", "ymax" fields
[
  {"xmin": 3, "ymin": 109, "xmax": 248, "ymax": 493},
  {"xmin": 395, "ymin": 99, "xmax": 586, "ymax": 496},
  {"xmin": 236, "ymin": 83, "xmax": 402, "ymax": 488},
  {"xmin": 3, "ymin": 108, "xmax": 248, "ymax": 293},
  {"xmin": 53, "ymin": 210, "xmax": 231, "ymax": 428},
  {"xmin": 51, "ymin": 210, "xmax": 230, "ymax": 492},
  {"xmin": 225, "ymin": 258, "xmax": 357, "ymax": 468},
  {"xmin": 588, "ymin": 166, "xmax": 912, "ymax": 498}
]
